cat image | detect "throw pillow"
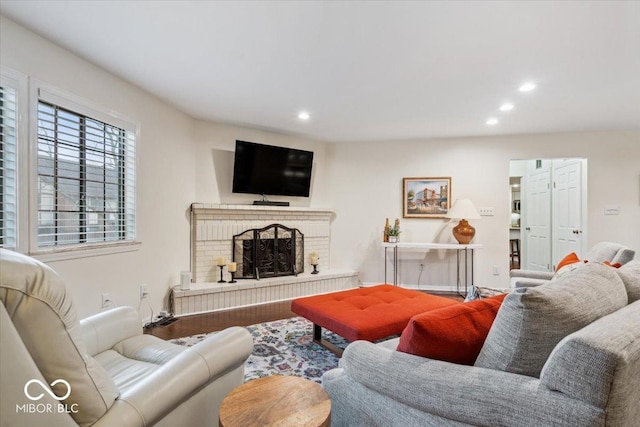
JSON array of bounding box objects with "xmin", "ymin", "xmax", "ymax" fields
[
  {"xmin": 615, "ymin": 260, "xmax": 640, "ymax": 303},
  {"xmin": 556, "ymin": 252, "xmax": 581, "ymax": 271},
  {"xmin": 464, "ymin": 286, "xmax": 507, "ymax": 302},
  {"xmin": 474, "ymin": 263, "xmax": 628, "ymax": 378},
  {"xmin": 553, "ymin": 252, "xmax": 588, "ymax": 279},
  {"xmin": 476, "ymin": 286, "xmax": 508, "ymax": 298},
  {"xmin": 553, "ymin": 261, "xmax": 586, "ymax": 278},
  {"xmin": 397, "ymin": 294, "xmax": 506, "ymax": 365}
]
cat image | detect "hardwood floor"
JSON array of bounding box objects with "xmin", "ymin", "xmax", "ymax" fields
[
  {"xmin": 145, "ymin": 300, "xmax": 295, "ymax": 340},
  {"xmin": 145, "ymin": 292, "xmax": 463, "ymax": 340}
]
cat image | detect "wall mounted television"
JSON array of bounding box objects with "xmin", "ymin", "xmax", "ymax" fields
[{"xmin": 232, "ymin": 140, "xmax": 314, "ymax": 200}]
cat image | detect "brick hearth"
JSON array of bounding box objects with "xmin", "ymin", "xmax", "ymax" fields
[{"xmin": 170, "ymin": 204, "xmax": 359, "ymax": 316}]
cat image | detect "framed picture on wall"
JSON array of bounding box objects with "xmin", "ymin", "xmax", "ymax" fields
[{"xmin": 403, "ymin": 177, "xmax": 452, "ymax": 218}]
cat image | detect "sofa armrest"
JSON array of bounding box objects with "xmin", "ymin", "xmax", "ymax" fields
[
  {"xmin": 93, "ymin": 326, "xmax": 253, "ymax": 427},
  {"xmin": 330, "ymin": 341, "xmax": 603, "ymax": 426},
  {"xmin": 509, "ymin": 269, "xmax": 554, "ymax": 280},
  {"xmin": 81, "ymin": 306, "xmax": 142, "ymax": 356},
  {"xmin": 511, "ymin": 277, "xmax": 550, "ymax": 288}
]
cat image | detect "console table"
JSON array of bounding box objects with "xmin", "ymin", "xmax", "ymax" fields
[{"xmin": 382, "ymin": 242, "xmax": 483, "ymax": 296}]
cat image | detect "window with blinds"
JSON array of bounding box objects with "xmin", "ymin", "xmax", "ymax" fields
[
  {"xmin": 36, "ymin": 100, "xmax": 135, "ymax": 248},
  {"xmin": 0, "ymin": 85, "xmax": 18, "ymax": 249}
]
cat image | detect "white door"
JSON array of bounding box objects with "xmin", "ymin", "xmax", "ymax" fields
[
  {"xmin": 553, "ymin": 160, "xmax": 585, "ymax": 267},
  {"xmin": 524, "ymin": 163, "xmax": 552, "ymax": 271}
]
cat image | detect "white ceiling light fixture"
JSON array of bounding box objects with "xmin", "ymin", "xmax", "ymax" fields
[
  {"xmin": 499, "ymin": 103, "xmax": 514, "ymax": 112},
  {"xmin": 486, "ymin": 118, "xmax": 499, "ymax": 125},
  {"xmin": 297, "ymin": 111, "xmax": 310, "ymax": 120},
  {"xmin": 519, "ymin": 82, "xmax": 536, "ymax": 92}
]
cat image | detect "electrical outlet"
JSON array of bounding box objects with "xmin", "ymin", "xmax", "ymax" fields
[
  {"xmin": 139, "ymin": 284, "xmax": 149, "ymax": 299},
  {"xmin": 101, "ymin": 293, "xmax": 114, "ymax": 308},
  {"xmin": 478, "ymin": 207, "xmax": 495, "ymax": 216},
  {"xmin": 492, "ymin": 266, "xmax": 500, "ymax": 276}
]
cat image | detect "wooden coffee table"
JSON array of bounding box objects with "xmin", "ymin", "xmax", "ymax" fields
[{"xmin": 219, "ymin": 375, "xmax": 331, "ymax": 427}]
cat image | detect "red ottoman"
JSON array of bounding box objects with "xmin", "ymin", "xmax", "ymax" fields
[{"xmin": 291, "ymin": 284, "xmax": 459, "ymax": 355}]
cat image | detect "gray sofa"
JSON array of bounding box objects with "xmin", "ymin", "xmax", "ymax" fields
[
  {"xmin": 510, "ymin": 241, "xmax": 635, "ymax": 288},
  {"xmin": 322, "ymin": 260, "xmax": 640, "ymax": 427}
]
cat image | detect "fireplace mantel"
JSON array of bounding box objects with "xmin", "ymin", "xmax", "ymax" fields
[
  {"xmin": 190, "ymin": 203, "xmax": 335, "ymax": 283},
  {"xmin": 191, "ymin": 203, "xmax": 336, "ymax": 215},
  {"xmin": 178, "ymin": 203, "xmax": 357, "ymax": 315}
]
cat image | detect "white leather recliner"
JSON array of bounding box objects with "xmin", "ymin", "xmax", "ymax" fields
[{"xmin": 0, "ymin": 249, "xmax": 253, "ymax": 427}]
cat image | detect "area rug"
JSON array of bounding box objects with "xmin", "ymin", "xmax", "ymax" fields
[{"xmin": 170, "ymin": 316, "xmax": 350, "ymax": 384}]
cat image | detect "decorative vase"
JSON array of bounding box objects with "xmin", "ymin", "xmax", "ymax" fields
[
  {"xmin": 452, "ymin": 219, "xmax": 475, "ymax": 244},
  {"xmin": 388, "ymin": 236, "xmax": 398, "ymax": 243}
]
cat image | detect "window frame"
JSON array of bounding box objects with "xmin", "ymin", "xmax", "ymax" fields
[
  {"xmin": 0, "ymin": 67, "xmax": 29, "ymax": 252},
  {"xmin": 28, "ymin": 80, "xmax": 141, "ymax": 261}
]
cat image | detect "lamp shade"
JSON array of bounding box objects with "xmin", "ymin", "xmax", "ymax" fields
[{"xmin": 446, "ymin": 199, "xmax": 481, "ymax": 220}]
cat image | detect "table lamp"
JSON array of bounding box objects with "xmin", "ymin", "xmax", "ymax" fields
[{"xmin": 446, "ymin": 199, "xmax": 481, "ymax": 244}]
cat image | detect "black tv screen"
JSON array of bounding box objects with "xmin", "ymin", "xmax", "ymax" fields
[{"xmin": 232, "ymin": 141, "xmax": 314, "ymax": 197}]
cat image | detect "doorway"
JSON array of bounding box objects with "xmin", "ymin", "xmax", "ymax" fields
[{"xmin": 509, "ymin": 158, "xmax": 588, "ymax": 272}]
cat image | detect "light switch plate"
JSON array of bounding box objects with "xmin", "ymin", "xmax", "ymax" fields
[
  {"xmin": 478, "ymin": 207, "xmax": 494, "ymax": 216},
  {"xmin": 604, "ymin": 205, "xmax": 620, "ymax": 215}
]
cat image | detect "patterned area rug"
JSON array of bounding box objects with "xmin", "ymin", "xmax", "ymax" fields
[{"xmin": 170, "ymin": 316, "xmax": 350, "ymax": 384}]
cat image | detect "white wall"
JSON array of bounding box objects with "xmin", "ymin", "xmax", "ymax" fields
[
  {"xmin": 0, "ymin": 16, "xmax": 331, "ymax": 318},
  {"xmin": 192, "ymin": 120, "xmax": 330, "ymax": 207},
  {"xmin": 3, "ymin": 15, "xmax": 638, "ymax": 318},
  {"xmin": 327, "ymin": 130, "xmax": 640, "ymax": 289},
  {"xmin": 1, "ymin": 16, "xmax": 197, "ymax": 318}
]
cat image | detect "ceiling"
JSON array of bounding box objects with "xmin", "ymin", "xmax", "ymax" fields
[{"xmin": 2, "ymin": 1, "xmax": 639, "ymax": 143}]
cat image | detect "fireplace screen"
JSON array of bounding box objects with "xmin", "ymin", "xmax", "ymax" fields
[{"xmin": 232, "ymin": 224, "xmax": 304, "ymax": 279}]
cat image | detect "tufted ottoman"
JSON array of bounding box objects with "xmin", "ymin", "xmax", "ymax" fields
[{"xmin": 291, "ymin": 284, "xmax": 459, "ymax": 355}]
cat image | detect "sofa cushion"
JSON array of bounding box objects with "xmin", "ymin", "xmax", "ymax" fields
[
  {"xmin": 475, "ymin": 263, "xmax": 628, "ymax": 378},
  {"xmin": 397, "ymin": 294, "xmax": 506, "ymax": 365},
  {"xmin": 0, "ymin": 249, "xmax": 119, "ymax": 426},
  {"xmin": 586, "ymin": 241, "xmax": 634, "ymax": 265},
  {"xmin": 616, "ymin": 260, "xmax": 640, "ymax": 303},
  {"xmin": 540, "ymin": 300, "xmax": 640, "ymax": 418},
  {"xmin": 94, "ymin": 349, "xmax": 161, "ymax": 394},
  {"xmin": 611, "ymin": 248, "xmax": 635, "ymax": 265}
]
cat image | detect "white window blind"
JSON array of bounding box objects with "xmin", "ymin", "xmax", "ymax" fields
[
  {"xmin": 0, "ymin": 84, "xmax": 18, "ymax": 249},
  {"xmin": 36, "ymin": 99, "xmax": 136, "ymax": 248}
]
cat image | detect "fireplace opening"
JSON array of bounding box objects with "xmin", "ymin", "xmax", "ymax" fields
[{"xmin": 232, "ymin": 224, "xmax": 304, "ymax": 279}]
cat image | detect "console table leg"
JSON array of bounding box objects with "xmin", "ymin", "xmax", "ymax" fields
[{"xmin": 394, "ymin": 245, "xmax": 398, "ymax": 285}]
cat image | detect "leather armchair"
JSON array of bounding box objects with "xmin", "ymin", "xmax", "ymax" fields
[
  {"xmin": 0, "ymin": 249, "xmax": 253, "ymax": 427},
  {"xmin": 510, "ymin": 241, "xmax": 635, "ymax": 288}
]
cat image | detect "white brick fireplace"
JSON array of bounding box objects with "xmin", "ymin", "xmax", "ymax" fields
[{"xmin": 170, "ymin": 204, "xmax": 359, "ymax": 316}]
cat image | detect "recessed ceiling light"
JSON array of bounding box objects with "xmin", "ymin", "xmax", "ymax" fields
[
  {"xmin": 297, "ymin": 111, "xmax": 310, "ymax": 120},
  {"xmin": 486, "ymin": 118, "xmax": 499, "ymax": 126},
  {"xmin": 519, "ymin": 82, "xmax": 536, "ymax": 92},
  {"xmin": 499, "ymin": 103, "xmax": 514, "ymax": 112}
]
